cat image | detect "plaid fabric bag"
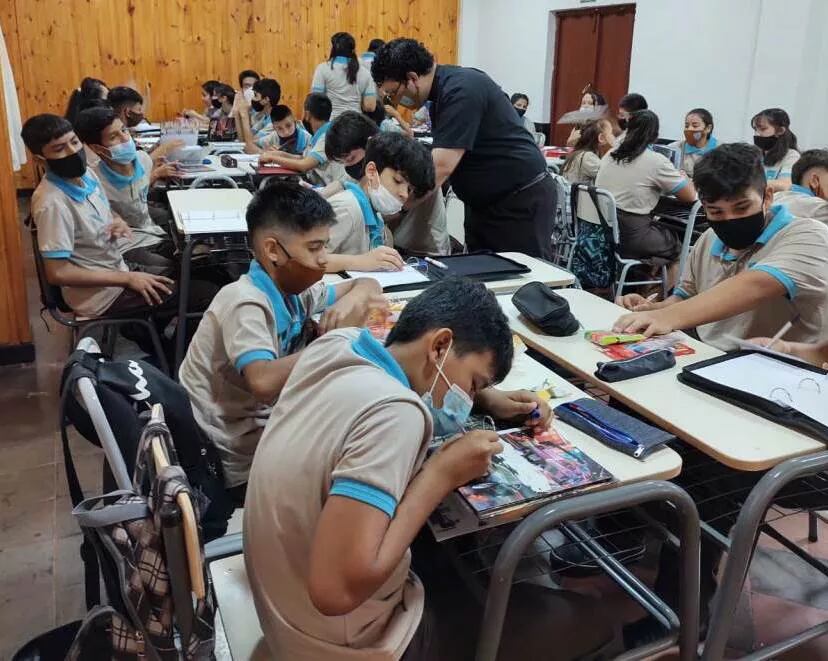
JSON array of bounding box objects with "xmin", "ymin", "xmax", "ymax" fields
[{"xmin": 66, "ymin": 421, "xmax": 216, "ymax": 660}]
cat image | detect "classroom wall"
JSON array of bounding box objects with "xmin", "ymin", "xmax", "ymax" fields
[
  {"xmin": 458, "ymin": 0, "xmax": 828, "ymax": 149},
  {"xmin": 0, "ymin": 0, "xmax": 459, "ymax": 188}
]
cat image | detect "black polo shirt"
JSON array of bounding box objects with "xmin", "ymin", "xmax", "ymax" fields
[{"xmin": 428, "ymin": 65, "xmax": 547, "ymax": 208}]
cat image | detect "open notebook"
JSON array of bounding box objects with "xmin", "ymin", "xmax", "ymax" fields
[
  {"xmin": 177, "ymin": 209, "xmax": 247, "ymax": 234},
  {"xmin": 345, "ymin": 265, "xmax": 429, "ymax": 289}
]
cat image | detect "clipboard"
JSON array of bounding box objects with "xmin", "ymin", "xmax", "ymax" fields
[{"xmin": 677, "ymin": 350, "xmax": 828, "ymax": 442}]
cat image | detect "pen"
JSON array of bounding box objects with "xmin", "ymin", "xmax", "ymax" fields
[
  {"xmin": 424, "ymin": 256, "xmax": 448, "ymax": 270},
  {"xmin": 646, "ymin": 293, "xmax": 659, "ymax": 302},
  {"xmin": 766, "ymin": 320, "xmax": 794, "ymax": 350}
]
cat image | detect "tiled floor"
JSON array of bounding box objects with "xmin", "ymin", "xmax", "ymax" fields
[{"xmin": 2, "ymin": 200, "xmax": 828, "ymax": 659}]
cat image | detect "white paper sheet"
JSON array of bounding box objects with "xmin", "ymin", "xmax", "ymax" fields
[
  {"xmin": 179, "ymin": 209, "xmax": 247, "ymax": 234},
  {"xmin": 345, "ymin": 265, "xmax": 429, "ymax": 289}
]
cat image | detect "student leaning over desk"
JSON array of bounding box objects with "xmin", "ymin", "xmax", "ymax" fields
[{"xmin": 614, "ymin": 142, "xmax": 828, "ymax": 352}]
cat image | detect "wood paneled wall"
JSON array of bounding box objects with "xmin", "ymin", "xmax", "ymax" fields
[{"xmin": 1, "ymin": 0, "xmax": 459, "ymax": 188}]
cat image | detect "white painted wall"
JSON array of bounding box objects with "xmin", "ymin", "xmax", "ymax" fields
[{"xmin": 457, "ymin": 0, "xmax": 828, "ymax": 149}]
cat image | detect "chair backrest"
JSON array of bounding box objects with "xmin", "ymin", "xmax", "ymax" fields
[
  {"xmin": 189, "ymin": 174, "xmax": 239, "ymax": 189},
  {"xmin": 571, "ymin": 185, "xmax": 621, "ymax": 247},
  {"xmin": 29, "ymin": 222, "xmax": 72, "ymax": 313}
]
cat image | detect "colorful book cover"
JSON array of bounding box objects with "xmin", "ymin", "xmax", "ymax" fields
[
  {"xmin": 599, "ymin": 333, "xmax": 695, "ymax": 360},
  {"xmin": 366, "ymin": 300, "xmax": 407, "ymax": 342},
  {"xmin": 456, "ymin": 427, "xmax": 613, "ymax": 519}
]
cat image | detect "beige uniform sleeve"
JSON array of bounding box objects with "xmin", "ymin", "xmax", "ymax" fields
[
  {"xmin": 35, "ymin": 199, "xmax": 75, "ymax": 259},
  {"xmin": 221, "ymin": 301, "xmax": 279, "ymax": 369},
  {"xmin": 652, "ymin": 153, "xmax": 690, "ymax": 195},
  {"xmin": 675, "ymin": 230, "xmax": 710, "ymax": 299},
  {"xmin": 328, "ymin": 193, "xmax": 367, "ymax": 254}
]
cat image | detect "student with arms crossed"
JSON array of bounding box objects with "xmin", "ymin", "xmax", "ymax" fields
[
  {"xmin": 236, "ymin": 77, "xmax": 282, "ymax": 153},
  {"xmin": 773, "ymin": 148, "xmax": 828, "ymax": 224},
  {"xmin": 179, "ymin": 182, "xmax": 386, "ymax": 502},
  {"xmin": 244, "ymin": 278, "xmax": 616, "ymax": 661},
  {"xmin": 614, "ymin": 143, "xmax": 828, "ymax": 351}
]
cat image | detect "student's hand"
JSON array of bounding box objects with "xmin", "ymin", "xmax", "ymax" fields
[
  {"xmin": 319, "ymin": 292, "xmax": 389, "ymax": 334},
  {"xmin": 182, "ymin": 109, "xmax": 198, "ymax": 120},
  {"xmin": 615, "ymin": 293, "xmax": 656, "ymax": 312},
  {"xmin": 613, "ymin": 310, "xmax": 675, "ymax": 337},
  {"xmin": 232, "ymin": 91, "xmax": 249, "ymax": 116},
  {"xmin": 747, "ymin": 337, "xmax": 828, "ymax": 368},
  {"xmin": 428, "ymin": 430, "xmax": 504, "ymax": 489},
  {"xmin": 125, "ymin": 272, "xmax": 174, "ymax": 306},
  {"xmin": 476, "ymin": 388, "xmax": 552, "ymax": 430},
  {"xmin": 357, "ymin": 247, "xmax": 404, "ymax": 272},
  {"xmin": 153, "ymin": 162, "xmax": 182, "ymax": 180},
  {"xmin": 259, "ymin": 151, "xmax": 284, "ymax": 165},
  {"xmin": 107, "ymin": 217, "xmax": 133, "ymax": 240}
]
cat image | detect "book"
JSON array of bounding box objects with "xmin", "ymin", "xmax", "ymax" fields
[
  {"xmin": 454, "ymin": 426, "xmax": 613, "ymax": 519},
  {"xmin": 598, "ymin": 333, "xmax": 695, "ymax": 360},
  {"xmin": 366, "ymin": 299, "xmax": 407, "ymax": 342}
]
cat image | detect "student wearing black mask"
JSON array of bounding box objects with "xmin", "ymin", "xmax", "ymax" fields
[
  {"xmin": 207, "ymin": 83, "xmax": 238, "ymax": 142},
  {"xmin": 614, "ymin": 142, "xmax": 828, "ymax": 352},
  {"xmin": 108, "ymin": 86, "xmax": 145, "ymax": 130},
  {"xmin": 751, "ymin": 107, "xmax": 800, "ymax": 193},
  {"xmin": 237, "ymin": 77, "xmax": 282, "ymax": 153},
  {"xmin": 511, "ymin": 92, "xmax": 535, "ymax": 134},
  {"xmin": 617, "ymin": 92, "xmax": 647, "ymax": 135}
]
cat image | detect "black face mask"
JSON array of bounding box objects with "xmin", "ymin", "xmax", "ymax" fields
[
  {"xmin": 753, "ymin": 134, "xmax": 778, "ymax": 151},
  {"xmin": 211, "ymin": 98, "xmax": 223, "ymax": 109},
  {"xmin": 710, "ymin": 208, "xmax": 767, "ymax": 250},
  {"xmin": 46, "ymin": 149, "xmax": 87, "ymax": 179},
  {"xmin": 251, "ymin": 100, "xmax": 265, "ymax": 113},
  {"xmin": 303, "ymin": 120, "xmax": 314, "ymax": 133},
  {"xmin": 345, "ymin": 160, "xmax": 366, "ymax": 180},
  {"xmin": 618, "ymin": 118, "xmax": 628, "ymax": 131},
  {"xmin": 125, "ymin": 111, "xmax": 144, "ymax": 128},
  {"xmin": 515, "ymin": 107, "xmax": 526, "ymax": 117}
]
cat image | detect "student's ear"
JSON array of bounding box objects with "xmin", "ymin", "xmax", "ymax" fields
[
  {"xmin": 762, "ymin": 185, "xmax": 774, "ymax": 210},
  {"xmin": 364, "ymin": 160, "xmax": 380, "ymax": 183},
  {"xmin": 260, "ymin": 235, "xmax": 281, "ymax": 265},
  {"xmin": 428, "ymin": 328, "xmax": 454, "ymax": 366}
]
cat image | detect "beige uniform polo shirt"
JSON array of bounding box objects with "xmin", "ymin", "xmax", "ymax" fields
[
  {"xmin": 595, "ymin": 148, "xmax": 689, "ymax": 215},
  {"xmin": 774, "ymin": 186, "xmax": 828, "ymax": 225}
]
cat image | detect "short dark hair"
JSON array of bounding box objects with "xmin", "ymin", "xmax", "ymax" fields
[
  {"xmin": 270, "ymin": 105, "xmax": 293, "ymax": 123},
  {"xmin": 386, "ymin": 278, "xmax": 514, "ymax": 384},
  {"xmin": 304, "ymin": 93, "xmax": 332, "ymax": 122},
  {"xmin": 214, "ymin": 83, "xmax": 235, "ymax": 103},
  {"xmin": 619, "ymin": 93, "xmax": 648, "ymax": 113},
  {"xmin": 371, "ymin": 38, "xmax": 435, "ymax": 85},
  {"xmin": 73, "ymin": 107, "xmax": 118, "ymax": 145},
  {"xmin": 611, "ymin": 109, "xmax": 659, "ymax": 164},
  {"xmin": 368, "ymin": 38, "xmax": 385, "ymax": 52},
  {"xmin": 246, "ymin": 181, "xmax": 337, "ymax": 236},
  {"xmin": 364, "ymin": 132, "xmax": 435, "ymax": 197},
  {"xmin": 202, "ymin": 80, "xmax": 221, "ymax": 95},
  {"xmin": 693, "ymin": 143, "xmax": 766, "ymax": 203},
  {"xmin": 792, "ymin": 149, "xmax": 828, "ymax": 186},
  {"xmin": 253, "ymin": 78, "xmax": 281, "ymax": 106},
  {"xmin": 510, "ymin": 93, "xmax": 529, "ymax": 105},
  {"xmin": 326, "ymin": 111, "xmax": 379, "ymax": 160},
  {"xmin": 107, "ymin": 86, "xmax": 143, "ymax": 112},
  {"xmin": 21, "ymin": 114, "xmax": 74, "ymax": 155},
  {"xmin": 238, "ymin": 69, "xmax": 260, "ymax": 86}
]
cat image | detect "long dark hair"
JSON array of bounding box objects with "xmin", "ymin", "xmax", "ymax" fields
[
  {"xmin": 330, "ymin": 32, "xmax": 359, "ymax": 85},
  {"xmin": 562, "ymin": 119, "xmax": 609, "ymax": 173},
  {"xmin": 611, "ymin": 109, "xmax": 659, "ymax": 164},
  {"xmin": 751, "ymin": 108, "xmax": 798, "ymax": 167},
  {"xmin": 65, "ymin": 77, "xmax": 107, "ymax": 125}
]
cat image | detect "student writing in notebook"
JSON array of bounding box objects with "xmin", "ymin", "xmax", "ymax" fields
[
  {"xmin": 614, "ymin": 143, "xmax": 828, "ymax": 351},
  {"xmin": 773, "ymin": 149, "xmax": 828, "ymax": 224},
  {"xmin": 243, "ymin": 278, "xmax": 588, "ymax": 661},
  {"xmin": 179, "ymin": 182, "xmax": 387, "ymax": 504}
]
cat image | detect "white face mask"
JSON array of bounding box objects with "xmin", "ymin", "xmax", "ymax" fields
[
  {"xmin": 368, "ymin": 180, "xmax": 404, "ymax": 215},
  {"xmin": 243, "ymin": 88, "xmax": 254, "ymax": 103}
]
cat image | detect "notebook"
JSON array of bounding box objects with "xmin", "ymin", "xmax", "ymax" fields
[
  {"xmin": 178, "ymin": 209, "xmax": 247, "ymax": 234},
  {"xmin": 345, "ymin": 265, "xmax": 429, "ymax": 289},
  {"xmin": 454, "ymin": 427, "xmax": 613, "ymax": 519}
]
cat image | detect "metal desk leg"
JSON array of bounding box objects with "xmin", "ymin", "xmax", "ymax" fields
[
  {"xmin": 702, "ymin": 451, "xmax": 828, "ymax": 661},
  {"xmin": 174, "ymin": 237, "xmax": 196, "ymax": 375},
  {"xmin": 475, "ymin": 481, "xmax": 700, "ymax": 661}
]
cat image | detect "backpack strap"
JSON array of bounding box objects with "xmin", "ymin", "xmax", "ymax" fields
[{"xmin": 72, "ymin": 491, "xmax": 149, "ymax": 528}]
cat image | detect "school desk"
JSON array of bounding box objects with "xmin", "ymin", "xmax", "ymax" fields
[
  {"xmin": 501, "ymin": 288, "xmax": 826, "ymax": 471},
  {"xmin": 173, "ymin": 155, "xmax": 252, "ymax": 183},
  {"xmin": 207, "ymin": 350, "xmax": 682, "ymax": 661}
]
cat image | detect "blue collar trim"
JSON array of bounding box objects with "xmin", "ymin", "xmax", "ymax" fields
[
  {"xmin": 310, "ymin": 121, "xmax": 331, "ymax": 149},
  {"xmin": 350, "ymin": 329, "xmax": 409, "ymax": 387},
  {"xmin": 332, "ymin": 56, "xmax": 350, "ymax": 65},
  {"xmin": 247, "ymin": 260, "xmax": 306, "ymax": 354},
  {"xmin": 684, "ymin": 135, "xmax": 718, "ymax": 155},
  {"xmin": 710, "ymin": 204, "xmax": 793, "ymax": 260},
  {"xmin": 343, "ymin": 182, "xmax": 385, "ymax": 249},
  {"xmin": 97, "ymin": 157, "xmax": 145, "ymax": 190},
  {"xmin": 790, "ymin": 184, "xmax": 815, "ymax": 197},
  {"xmin": 361, "ymin": 52, "xmax": 375, "ymax": 61},
  {"xmin": 45, "ymin": 171, "xmax": 99, "ymax": 203}
]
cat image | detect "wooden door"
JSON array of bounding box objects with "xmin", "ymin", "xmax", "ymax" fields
[{"xmin": 549, "ymin": 4, "xmax": 636, "ymax": 146}]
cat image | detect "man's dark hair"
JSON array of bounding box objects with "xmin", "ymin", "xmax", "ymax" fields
[
  {"xmin": 65, "ymin": 77, "xmax": 107, "ymax": 125},
  {"xmin": 364, "ymin": 132, "xmax": 435, "ymax": 197},
  {"xmin": 326, "ymin": 111, "xmax": 379, "ymax": 160},
  {"xmin": 693, "ymin": 143, "xmax": 766, "ymax": 203},
  {"xmin": 368, "ymin": 38, "xmax": 385, "ymax": 52},
  {"xmin": 751, "ymin": 108, "xmax": 798, "ymax": 168},
  {"xmin": 73, "ymin": 107, "xmax": 118, "ymax": 145},
  {"xmin": 304, "ymin": 93, "xmax": 332, "ymax": 122},
  {"xmin": 253, "ymin": 78, "xmax": 281, "ymax": 106},
  {"xmin": 246, "ymin": 181, "xmax": 336, "ymax": 236},
  {"xmin": 214, "ymin": 83, "xmax": 235, "ymax": 104},
  {"xmin": 619, "ymin": 93, "xmax": 648, "ymax": 113},
  {"xmin": 510, "ymin": 93, "xmax": 529, "ymax": 105},
  {"xmin": 21, "ymin": 114, "xmax": 74, "ymax": 155},
  {"xmin": 386, "ymin": 278, "xmax": 514, "ymax": 384},
  {"xmin": 371, "ymin": 38, "xmax": 435, "ymax": 85},
  {"xmin": 202, "ymin": 80, "xmax": 221, "ymax": 96},
  {"xmin": 792, "ymin": 149, "xmax": 828, "ymax": 186},
  {"xmin": 238, "ymin": 69, "xmax": 261, "ymax": 87},
  {"xmin": 107, "ymin": 86, "xmax": 143, "ymax": 112},
  {"xmin": 270, "ymin": 105, "xmax": 293, "ymax": 123},
  {"xmin": 611, "ymin": 109, "xmax": 659, "ymax": 164}
]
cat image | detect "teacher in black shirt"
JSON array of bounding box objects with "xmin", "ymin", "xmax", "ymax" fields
[{"xmin": 371, "ymin": 38, "xmax": 556, "ymax": 259}]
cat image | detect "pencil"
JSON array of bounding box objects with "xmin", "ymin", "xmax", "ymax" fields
[{"xmin": 766, "ymin": 321, "xmax": 794, "ymax": 350}]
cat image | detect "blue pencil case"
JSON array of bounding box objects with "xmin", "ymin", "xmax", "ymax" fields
[{"xmin": 554, "ymin": 398, "xmax": 675, "ymax": 459}]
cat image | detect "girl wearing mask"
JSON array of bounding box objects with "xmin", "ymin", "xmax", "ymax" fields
[
  {"xmin": 511, "ymin": 93, "xmax": 535, "ymax": 135},
  {"xmin": 182, "ymin": 80, "xmax": 222, "ymax": 127},
  {"xmin": 566, "ymin": 89, "xmax": 607, "ymax": 146},
  {"xmin": 311, "ymin": 32, "xmax": 377, "ymax": 119},
  {"xmin": 752, "ymin": 108, "xmax": 800, "ymax": 192},
  {"xmin": 668, "ymin": 108, "xmax": 717, "ymax": 177},
  {"xmin": 562, "ymin": 118, "xmax": 615, "ymax": 185}
]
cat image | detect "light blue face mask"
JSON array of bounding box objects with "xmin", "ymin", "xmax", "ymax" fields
[
  {"xmin": 400, "ymin": 95, "xmax": 418, "ymax": 109},
  {"xmin": 422, "ymin": 340, "xmax": 474, "ymax": 437},
  {"xmin": 108, "ymin": 137, "xmax": 138, "ymax": 164}
]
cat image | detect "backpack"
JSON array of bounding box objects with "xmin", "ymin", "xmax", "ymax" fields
[{"xmin": 569, "ymin": 184, "xmax": 616, "ymax": 290}]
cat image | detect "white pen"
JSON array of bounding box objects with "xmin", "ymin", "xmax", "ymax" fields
[
  {"xmin": 646, "ymin": 293, "xmax": 659, "ymax": 302},
  {"xmin": 424, "ymin": 256, "xmax": 448, "ymax": 270},
  {"xmin": 766, "ymin": 320, "xmax": 794, "ymax": 351}
]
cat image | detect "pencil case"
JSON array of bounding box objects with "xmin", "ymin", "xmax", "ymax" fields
[
  {"xmin": 512, "ymin": 282, "xmax": 579, "ymax": 336},
  {"xmin": 554, "ymin": 398, "xmax": 674, "ymax": 459},
  {"xmin": 595, "ymin": 349, "xmax": 676, "ymax": 383}
]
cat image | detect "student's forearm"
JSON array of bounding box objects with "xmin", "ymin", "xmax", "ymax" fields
[
  {"xmin": 242, "ymin": 352, "xmax": 302, "ymax": 403},
  {"xmin": 651, "ymin": 295, "xmax": 683, "ymax": 310},
  {"xmin": 332, "ymin": 276, "xmax": 381, "ymax": 299},
  {"xmin": 46, "ymin": 261, "xmax": 130, "ymax": 289},
  {"xmin": 325, "ymin": 253, "xmax": 365, "ymax": 273},
  {"xmin": 660, "ymin": 271, "xmax": 785, "ymax": 330}
]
